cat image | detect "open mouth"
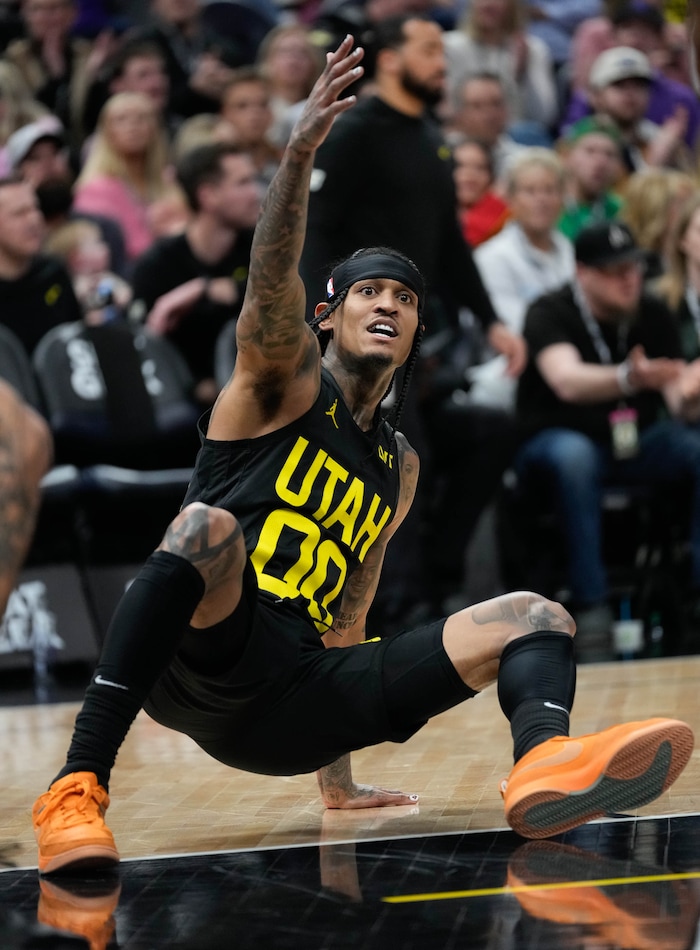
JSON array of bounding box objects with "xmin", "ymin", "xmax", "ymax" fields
[{"xmin": 368, "ymin": 322, "xmax": 398, "ymax": 338}]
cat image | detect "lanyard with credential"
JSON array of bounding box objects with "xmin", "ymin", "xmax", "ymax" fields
[
  {"xmin": 572, "ymin": 279, "xmax": 631, "ymax": 364},
  {"xmin": 572, "ymin": 280, "xmax": 638, "ymax": 458}
]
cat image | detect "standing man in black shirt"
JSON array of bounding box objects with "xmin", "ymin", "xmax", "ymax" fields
[
  {"xmin": 515, "ymin": 221, "xmax": 700, "ymax": 658},
  {"xmin": 0, "ymin": 176, "xmax": 82, "ymax": 357},
  {"xmin": 32, "ymin": 38, "xmax": 694, "ymax": 878},
  {"xmin": 130, "ymin": 142, "xmax": 260, "ymax": 407}
]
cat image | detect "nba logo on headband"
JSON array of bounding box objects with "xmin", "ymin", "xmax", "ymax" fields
[{"xmin": 326, "ymin": 277, "xmax": 335, "ymax": 297}]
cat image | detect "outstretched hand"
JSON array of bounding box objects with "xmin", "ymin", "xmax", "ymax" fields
[
  {"xmin": 289, "ymin": 35, "xmax": 364, "ymax": 154},
  {"xmin": 322, "ymin": 782, "xmax": 420, "ymax": 809},
  {"xmin": 316, "ymin": 755, "xmax": 418, "ymax": 809}
]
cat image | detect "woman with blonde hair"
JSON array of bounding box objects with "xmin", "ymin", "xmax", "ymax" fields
[
  {"xmin": 74, "ymin": 91, "xmax": 187, "ymax": 264},
  {"xmin": 255, "ymin": 24, "xmax": 324, "ymax": 147},
  {"xmin": 470, "ymin": 147, "xmax": 574, "ymax": 411},
  {"xmin": 653, "ymin": 191, "xmax": 700, "ymax": 361},
  {"xmin": 45, "ymin": 218, "xmax": 132, "ymax": 321},
  {"xmin": 443, "ymin": 0, "xmax": 558, "ymax": 139},
  {"xmin": 620, "ymin": 166, "xmax": 697, "ymax": 280}
]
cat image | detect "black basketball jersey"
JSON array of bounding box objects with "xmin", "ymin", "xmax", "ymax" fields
[{"xmin": 182, "ymin": 368, "xmax": 401, "ymax": 634}]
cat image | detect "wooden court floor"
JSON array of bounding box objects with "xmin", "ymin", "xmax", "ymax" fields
[{"xmin": 4, "ymin": 654, "xmax": 700, "ymax": 872}]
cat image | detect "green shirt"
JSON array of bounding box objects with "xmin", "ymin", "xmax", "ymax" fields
[{"xmin": 557, "ymin": 193, "xmax": 624, "ymax": 241}]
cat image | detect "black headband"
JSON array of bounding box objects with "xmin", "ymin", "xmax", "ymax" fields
[{"xmin": 327, "ymin": 254, "xmax": 425, "ymax": 309}]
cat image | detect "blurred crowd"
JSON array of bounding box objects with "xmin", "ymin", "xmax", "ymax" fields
[{"xmin": 2, "ymin": 0, "xmax": 700, "ymax": 662}]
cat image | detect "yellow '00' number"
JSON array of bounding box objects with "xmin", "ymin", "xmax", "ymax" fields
[{"xmin": 251, "ymin": 509, "xmax": 347, "ymax": 632}]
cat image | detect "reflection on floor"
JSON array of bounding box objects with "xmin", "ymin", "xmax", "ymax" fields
[{"xmin": 4, "ymin": 814, "xmax": 700, "ymax": 949}]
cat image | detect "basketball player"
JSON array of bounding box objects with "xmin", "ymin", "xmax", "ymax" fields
[{"xmin": 32, "ymin": 36, "xmax": 694, "ymax": 875}]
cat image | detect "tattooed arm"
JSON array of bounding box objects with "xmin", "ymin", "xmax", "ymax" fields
[
  {"xmin": 208, "ymin": 38, "xmax": 364, "ymax": 441},
  {"xmin": 316, "ymin": 434, "xmax": 422, "ymax": 809}
]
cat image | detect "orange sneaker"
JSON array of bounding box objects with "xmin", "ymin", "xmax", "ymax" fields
[
  {"xmin": 500, "ymin": 718, "xmax": 694, "ymax": 839},
  {"xmin": 38, "ymin": 877, "xmax": 121, "ymax": 950},
  {"xmin": 507, "ymin": 841, "xmax": 698, "ymax": 950},
  {"xmin": 32, "ymin": 772, "xmax": 120, "ymax": 875}
]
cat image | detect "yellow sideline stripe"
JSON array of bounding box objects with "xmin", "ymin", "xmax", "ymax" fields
[{"xmin": 382, "ymin": 870, "xmax": 700, "ymax": 903}]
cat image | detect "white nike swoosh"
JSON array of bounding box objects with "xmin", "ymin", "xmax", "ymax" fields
[
  {"xmin": 94, "ymin": 674, "xmax": 129, "ymax": 691},
  {"xmin": 544, "ymin": 701, "xmax": 569, "ymax": 713}
]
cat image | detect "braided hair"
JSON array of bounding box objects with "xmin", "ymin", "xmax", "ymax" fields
[{"xmin": 308, "ymin": 246, "xmax": 425, "ymax": 432}]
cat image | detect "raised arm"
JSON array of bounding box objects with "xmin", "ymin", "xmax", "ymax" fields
[{"xmin": 208, "ymin": 38, "xmax": 364, "ymax": 440}]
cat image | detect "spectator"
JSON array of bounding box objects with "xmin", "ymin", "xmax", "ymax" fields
[
  {"xmin": 472, "ymin": 147, "xmax": 575, "ymax": 412},
  {"xmin": 0, "ymin": 59, "xmax": 50, "ymax": 176},
  {"xmin": 130, "ymin": 142, "xmax": 260, "ymax": 407},
  {"xmin": 443, "ymin": 0, "xmax": 559, "ymax": 141},
  {"xmin": 301, "ymin": 14, "xmax": 526, "ymax": 624},
  {"xmin": 611, "ymin": 0, "xmax": 690, "ymax": 85},
  {"xmin": 525, "ymin": 0, "xmax": 603, "ymax": 74},
  {"xmin": 83, "ymin": 38, "xmax": 175, "ymax": 139},
  {"xmin": 127, "ymin": 0, "xmax": 248, "ymax": 122},
  {"xmin": 514, "ymin": 220, "xmax": 700, "ymax": 659},
  {"xmin": 620, "ymin": 166, "xmax": 696, "ymax": 280},
  {"xmin": 445, "ymin": 72, "xmax": 527, "ymax": 181},
  {"xmin": 4, "ymin": 0, "xmax": 115, "ymax": 147},
  {"xmin": 44, "ymin": 217, "xmax": 132, "ymax": 321},
  {"xmin": 571, "ymin": 0, "xmax": 691, "ymax": 94},
  {"xmin": 566, "ymin": 8, "xmax": 700, "ymax": 151},
  {"xmin": 7, "ymin": 115, "xmax": 127, "ymax": 276},
  {"xmin": 452, "ymin": 136, "xmax": 510, "ymax": 248},
  {"xmin": 0, "ymin": 176, "xmax": 82, "ymax": 357},
  {"xmin": 6, "ymin": 113, "xmax": 70, "ymax": 189},
  {"xmin": 73, "ymin": 91, "xmax": 188, "ymax": 265},
  {"xmin": 584, "ymin": 46, "xmax": 693, "ymax": 175},
  {"xmin": 556, "ymin": 113, "xmax": 625, "ymax": 240},
  {"xmin": 219, "ymin": 67, "xmax": 282, "ymax": 191},
  {"xmin": 653, "ymin": 192, "xmax": 700, "ymax": 362},
  {"xmin": 256, "ymin": 24, "xmax": 325, "ymax": 148}
]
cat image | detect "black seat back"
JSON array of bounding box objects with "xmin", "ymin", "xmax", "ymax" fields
[
  {"xmin": 0, "ymin": 323, "xmax": 41, "ymax": 408},
  {"xmin": 33, "ymin": 321, "xmax": 200, "ymax": 468}
]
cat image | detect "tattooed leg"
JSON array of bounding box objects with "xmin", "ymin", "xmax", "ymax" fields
[
  {"xmin": 159, "ymin": 502, "xmax": 247, "ymax": 629},
  {"xmin": 0, "ymin": 382, "xmax": 52, "ymax": 619},
  {"xmin": 443, "ymin": 591, "xmax": 575, "ymax": 692}
]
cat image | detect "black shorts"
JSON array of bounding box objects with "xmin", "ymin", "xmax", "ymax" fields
[{"xmin": 144, "ymin": 563, "xmax": 475, "ymax": 775}]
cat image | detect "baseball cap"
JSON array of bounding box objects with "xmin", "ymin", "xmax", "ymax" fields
[
  {"xmin": 562, "ymin": 114, "xmax": 623, "ymax": 147},
  {"xmin": 575, "ymin": 221, "xmax": 643, "ymax": 267},
  {"xmin": 589, "ymin": 46, "xmax": 653, "ymax": 89},
  {"xmin": 6, "ymin": 116, "xmax": 65, "ymax": 169}
]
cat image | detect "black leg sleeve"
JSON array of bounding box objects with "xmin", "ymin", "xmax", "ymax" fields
[
  {"xmin": 53, "ymin": 550, "xmax": 206, "ymax": 790},
  {"xmin": 497, "ymin": 631, "xmax": 576, "ymax": 762}
]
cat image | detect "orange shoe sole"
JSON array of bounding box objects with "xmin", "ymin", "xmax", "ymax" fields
[
  {"xmin": 506, "ymin": 720, "xmax": 694, "ymax": 839},
  {"xmin": 39, "ymin": 843, "xmax": 120, "ymax": 876}
]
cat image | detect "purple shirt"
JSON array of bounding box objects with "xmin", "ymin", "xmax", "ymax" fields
[{"xmin": 562, "ymin": 71, "xmax": 700, "ymax": 148}]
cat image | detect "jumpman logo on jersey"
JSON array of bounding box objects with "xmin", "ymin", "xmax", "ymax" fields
[{"xmin": 326, "ymin": 398, "xmax": 339, "ymax": 429}]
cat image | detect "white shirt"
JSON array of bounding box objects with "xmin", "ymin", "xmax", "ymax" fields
[{"xmin": 467, "ymin": 222, "xmax": 575, "ymax": 410}]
